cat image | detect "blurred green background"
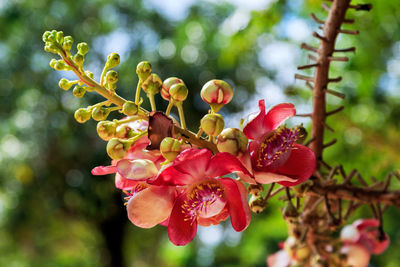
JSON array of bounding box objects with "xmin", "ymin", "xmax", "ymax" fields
[{"xmin": 0, "ymin": 0, "xmax": 399, "ymax": 266}]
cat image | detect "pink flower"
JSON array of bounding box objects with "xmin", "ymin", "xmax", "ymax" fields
[
  {"xmin": 241, "ymin": 100, "xmax": 316, "ymax": 186},
  {"xmin": 266, "ymin": 249, "xmax": 291, "ymax": 267},
  {"xmin": 152, "ymin": 148, "xmax": 252, "ymax": 245}
]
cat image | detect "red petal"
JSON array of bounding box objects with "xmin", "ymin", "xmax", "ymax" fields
[
  {"xmin": 254, "ymin": 171, "xmax": 298, "ymax": 184},
  {"xmin": 219, "ymin": 178, "xmax": 251, "ymax": 232},
  {"xmin": 264, "ymin": 103, "xmax": 296, "ymax": 131},
  {"xmin": 243, "ymin": 100, "xmax": 269, "ymax": 140},
  {"xmin": 91, "ymin": 165, "xmax": 116, "ymax": 175},
  {"xmin": 172, "ymin": 148, "xmax": 212, "ymax": 179},
  {"xmin": 115, "ymin": 173, "xmax": 138, "ymax": 190},
  {"xmin": 206, "ymin": 152, "xmax": 253, "ymax": 178},
  {"xmin": 127, "ymin": 186, "xmax": 175, "ymax": 228},
  {"xmin": 277, "ymin": 144, "xmax": 316, "ymax": 186},
  {"xmin": 353, "ymin": 219, "xmax": 380, "ymax": 232},
  {"xmin": 168, "ymin": 192, "xmax": 197, "ymax": 246},
  {"xmin": 152, "ymin": 165, "xmax": 196, "ymax": 186}
]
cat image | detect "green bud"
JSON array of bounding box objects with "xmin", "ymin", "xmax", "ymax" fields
[
  {"xmin": 77, "ymin": 42, "xmax": 89, "ymax": 55},
  {"xmin": 92, "ymin": 106, "xmax": 110, "ymax": 121},
  {"xmin": 58, "ymin": 78, "xmax": 73, "ymax": 91},
  {"xmin": 200, "ymin": 113, "xmax": 225, "ymax": 137},
  {"xmin": 115, "ymin": 124, "xmax": 136, "ymax": 139},
  {"xmin": 105, "ymin": 70, "xmax": 118, "ymax": 84},
  {"xmin": 54, "ymin": 61, "xmax": 66, "ymax": 71},
  {"xmin": 46, "ymin": 30, "xmax": 57, "ymax": 42},
  {"xmin": 136, "ymin": 61, "xmax": 152, "ymax": 81},
  {"xmin": 142, "ymin": 73, "xmax": 162, "ymax": 96},
  {"xmin": 74, "ymin": 108, "xmax": 91, "ymax": 123},
  {"xmin": 160, "ymin": 137, "xmax": 182, "ymax": 161},
  {"xmin": 42, "ymin": 31, "xmax": 51, "ymax": 42},
  {"xmin": 44, "ymin": 43, "xmax": 58, "ymax": 54},
  {"xmin": 249, "ymin": 195, "xmax": 266, "ymax": 213},
  {"xmin": 73, "ymin": 53, "xmax": 84, "ymax": 67},
  {"xmin": 97, "ymin": 120, "xmax": 117, "ymax": 141},
  {"xmin": 105, "ymin": 53, "xmax": 120, "ymax": 68},
  {"xmin": 170, "ymin": 83, "xmax": 188, "ymax": 102},
  {"xmin": 49, "ymin": 59, "xmax": 57, "ymax": 68},
  {"xmin": 106, "ymin": 138, "xmax": 132, "ymax": 160},
  {"xmin": 56, "ymin": 31, "xmax": 64, "ymax": 44},
  {"xmin": 201, "ymin": 80, "xmax": 234, "ymax": 112},
  {"xmin": 122, "ymin": 101, "xmax": 138, "ymax": 116},
  {"xmin": 72, "ymin": 86, "xmax": 86, "ymax": 98},
  {"xmin": 85, "ymin": 70, "xmax": 94, "ymax": 79},
  {"xmin": 62, "ymin": 36, "xmax": 74, "ymax": 51},
  {"xmin": 216, "ymin": 128, "xmax": 248, "ymax": 156},
  {"xmin": 161, "ymin": 77, "xmax": 184, "ymax": 101}
]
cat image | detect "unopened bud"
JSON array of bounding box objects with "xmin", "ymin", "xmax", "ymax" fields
[
  {"xmin": 73, "ymin": 53, "xmax": 84, "ymax": 67},
  {"xmin": 136, "ymin": 61, "xmax": 152, "ymax": 81},
  {"xmin": 142, "ymin": 73, "xmax": 162, "ymax": 95},
  {"xmin": 247, "ymin": 184, "xmax": 264, "ymax": 197},
  {"xmin": 106, "ymin": 138, "xmax": 132, "ymax": 160},
  {"xmin": 161, "ymin": 77, "xmax": 184, "ymax": 101},
  {"xmin": 54, "ymin": 61, "xmax": 66, "ymax": 71},
  {"xmin": 170, "ymin": 83, "xmax": 188, "ymax": 102},
  {"xmin": 282, "ymin": 201, "xmax": 299, "ymax": 220},
  {"xmin": 56, "ymin": 31, "xmax": 64, "ymax": 44},
  {"xmin": 106, "ymin": 53, "xmax": 120, "ymax": 68},
  {"xmin": 115, "ymin": 124, "xmax": 136, "ymax": 139},
  {"xmin": 85, "ymin": 70, "xmax": 94, "ymax": 79},
  {"xmin": 49, "ymin": 59, "xmax": 57, "ymax": 68},
  {"xmin": 200, "ymin": 113, "xmax": 225, "ymax": 137},
  {"xmin": 63, "ymin": 36, "xmax": 73, "ymax": 51},
  {"xmin": 200, "ymin": 79, "xmax": 233, "ymax": 112},
  {"xmin": 42, "ymin": 31, "xmax": 51, "ymax": 42},
  {"xmin": 105, "ymin": 70, "xmax": 118, "ymax": 84},
  {"xmin": 77, "ymin": 42, "xmax": 89, "ymax": 55},
  {"xmin": 160, "ymin": 137, "xmax": 182, "ymax": 161},
  {"xmin": 97, "ymin": 120, "xmax": 117, "ymax": 141},
  {"xmin": 92, "ymin": 106, "xmax": 110, "ymax": 121},
  {"xmin": 73, "ymin": 86, "xmax": 86, "ymax": 98},
  {"xmin": 58, "ymin": 78, "xmax": 73, "ymax": 91},
  {"xmin": 249, "ymin": 195, "xmax": 266, "ymax": 213},
  {"xmin": 74, "ymin": 108, "xmax": 91, "ymax": 123},
  {"xmin": 122, "ymin": 101, "xmax": 138, "ymax": 116},
  {"xmin": 216, "ymin": 128, "xmax": 248, "ymax": 156}
]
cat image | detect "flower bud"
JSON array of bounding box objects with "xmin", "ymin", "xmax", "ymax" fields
[
  {"xmin": 56, "ymin": 31, "xmax": 64, "ymax": 44},
  {"xmin": 105, "ymin": 70, "xmax": 118, "ymax": 84},
  {"xmin": 45, "ymin": 30, "xmax": 57, "ymax": 42},
  {"xmin": 42, "ymin": 31, "xmax": 51, "ymax": 42},
  {"xmin": 106, "ymin": 53, "xmax": 120, "ymax": 68},
  {"xmin": 85, "ymin": 70, "xmax": 94, "ymax": 79},
  {"xmin": 249, "ymin": 195, "xmax": 266, "ymax": 213},
  {"xmin": 115, "ymin": 124, "xmax": 136, "ymax": 139},
  {"xmin": 73, "ymin": 86, "xmax": 86, "ymax": 98},
  {"xmin": 170, "ymin": 83, "xmax": 188, "ymax": 102},
  {"xmin": 136, "ymin": 61, "xmax": 152, "ymax": 81},
  {"xmin": 142, "ymin": 73, "xmax": 162, "ymax": 96},
  {"xmin": 49, "ymin": 59, "xmax": 57, "ymax": 68},
  {"xmin": 73, "ymin": 53, "xmax": 84, "ymax": 67},
  {"xmin": 216, "ymin": 128, "xmax": 248, "ymax": 156},
  {"xmin": 54, "ymin": 60, "xmax": 66, "ymax": 71},
  {"xmin": 201, "ymin": 79, "xmax": 233, "ymax": 112},
  {"xmin": 63, "ymin": 36, "xmax": 73, "ymax": 51},
  {"xmin": 160, "ymin": 137, "xmax": 182, "ymax": 161},
  {"xmin": 77, "ymin": 42, "xmax": 89, "ymax": 55},
  {"xmin": 97, "ymin": 120, "xmax": 117, "ymax": 141},
  {"xmin": 106, "ymin": 138, "xmax": 132, "ymax": 160},
  {"xmin": 44, "ymin": 43, "xmax": 58, "ymax": 54},
  {"xmin": 92, "ymin": 106, "xmax": 110, "ymax": 121},
  {"xmin": 122, "ymin": 101, "xmax": 138, "ymax": 116},
  {"xmin": 161, "ymin": 77, "xmax": 184, "ymax": 101},
  {"xmin": 247, "ymin": 184, "xmax": 264, "ymax": 197},
  {"xmin": 58, "ymin": 78, "xmax": 73, "ymax": 91},
  {"xmin": 74, "ymin": 108, "xmax": 91, "ymax": 123},
  {"xmin": 200, "ymin": 113, "xmax": 225, "ymax": 137},
  {"xmin": 282, "ymin": 201, "xmax": 299, "ymax": 220}
]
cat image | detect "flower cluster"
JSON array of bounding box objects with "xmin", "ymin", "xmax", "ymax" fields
[{"xmin": 43, "ymin": 30, "xmax": 316, "ymax": 246}]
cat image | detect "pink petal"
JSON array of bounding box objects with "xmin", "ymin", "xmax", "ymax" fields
[
  {"xmin": 127, "ymin": 186, "xmax": 175, "ymax": 228},
  {"xmin": 371, "ymin": 234, "xmax": 390, "ymax": 254},
  {"xmin": 341, "ymin": 244, "xmax": 371, "ymax": 267},
  {"xmin": 243, "ymin": 100, "xmax": 269, "ymax": 140},
  {"xmin": 116, "ymin": 159, "xmax": 158, "ymax": 181},
  {"xmin": 264, "ymin": 103, "xmax": 296, "ymax": 131},
  {"xmin": 254, "ymin": 171, "xmax": 298, "ymax": 184},
  {"xmin": 91, "ymin": 165, "xmax": 117, "ymax": 175},
  {"xmin": 168, "ymin": 192, "xmax": 198, "ymax": 246},
  {"xmin": 206, "ymin": 152, "xmax": 253, "ymax": 178},
  {"xmin": 152, "ymin": 165, "xmax": 196, "ymax": 186},
  {"xmin": 277, "ymin": 144, "xmax": 316, "ymax": 186},
  {"xmin": 115, "ymin": 173, "xmax": 139, "ymax": 190},
  {"xmin": 219, "ymin": 178, "xmax": 251, "ymax": 232},
  {"xmin": 172, "ymin": 148, "xmax": 211, "ymax": 179},
  {"xmin": 266, "ymin": 250, "xmax": 291, "ymax": 267},
  {"xmin": 353, "ymin": 219, "xmax": 380, "ymax": 232}
]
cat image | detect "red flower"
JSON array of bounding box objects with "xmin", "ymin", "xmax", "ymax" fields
[
  {"xmin": 241, "ymin": 100, "xmax": 316, "ymax": 186},
  {"xmin": 152, "ymin": 148, "xmax": 252, "ymax": 246}
]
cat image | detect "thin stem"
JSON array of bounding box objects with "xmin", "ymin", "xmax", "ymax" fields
[
  {"xmin": 148, "ymin": 93, "xmax": 157, "ymax": 111},
  {"xmin": 135, "ymin": 80, "xmax": 143, "ymax": 105},
  {"xmin": 100, "ymin": 66, "xmax": 108, "ymax": 86},
  {"xmin": 175, "ymin": 102, "xmax": 186, "ymax": 129},
  {"xmin": 165, "ymin": 101, "xmax": 174, "ymax": 116}
]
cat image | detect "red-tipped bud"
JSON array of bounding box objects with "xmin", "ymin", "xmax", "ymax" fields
[
  {"xmin": 200, "ymin": 79, "xmax": 233, "ymax": 112},
  {"xmin": 161, "ymin": 77, "xmax": 184, "ymax": 101},
  {"xmin": 216, "ymin": 128, "xmax": 248, "ymax": 156},
  {"xmin": 170, "ymin": 83, "xmax": 188, "ymax": 102},
  {"xmin": 160, "ymin": 137, "xmax": 182, "ymax": 161}
]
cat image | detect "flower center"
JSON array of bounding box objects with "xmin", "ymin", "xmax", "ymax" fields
[
  {"xmin": 255, "ymin": 126, "xmax": 300, "ymax": 170},
  {"xmin": 182, "ymin": 179, "xmax": 226, "ymax": 223}
]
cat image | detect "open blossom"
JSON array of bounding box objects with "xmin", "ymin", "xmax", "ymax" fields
[
  {"xmin": 241, "ymin": 99, "xmax": 316, "ymax": 186},
  {"xmin": 152, "ymin": 148, "xmax": 252, "ymax": 246}
]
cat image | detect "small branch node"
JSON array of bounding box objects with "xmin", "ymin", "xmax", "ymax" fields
[
  {"xmin": 338, "ymin": 29, "xmax": 360, "ymax": 35},
  {"xmin": 343, "ymin": 18, "xmax": 355, "ymax": 24},
  {"xmin": 321, "ymin": 3, "xmax": 330, "ymax": 12},
  {"xmin": 308, "ymin": 54, "xmax": 318, "ymax": 61},
  {"xmin": 301, "ymin": 43, "xmax": 318, "ymax": 53},
  {"xmin": 305, "ymin": 137, "xmax": 316, "ymax": 147},
  {"xmin": 321, "ymin": 121, "xmax": 335, "ymax": 132},
  {"xmin": 326, "ymin": 106, "xmax": 344, "ymax": 116},
  {"xmin": 328, "ymin": 56, "xmax": 349, "ymax": 62},
  {"xmin": 310, "ymin": 13, "xmax": 325, "ymax": 24},
  {"xmin": 349, "ymin": 4, "xmax": 372, "ymax": 11},
  {"xmin": 298, "ymin": 63, "xmax": 320, "ymax": 70},
  {"xmin": 296, "ymin": 113, "xmax": 313, "ymax": 117},
  {"xmin": 306, "ymin": 82, "xmax": 314, "ymax": 90},
  {"xmin": 325, "ymin": 89, "xmax": 345, "ymax": 99},
  {"xmin": 295, "ymin": 74, "xmax": 315, "ymax": 82},
  {"xmin": 334, "ymin": 47, "xmax": 356, "ymax": 53},
  {"xmin": 323, "ymin": 139, "xmax": 337, "ymax": 148},
  {"xmin": 313, "ymin": 31, "xmax": 328, "ymax": 42},
  {"xmin": 328, "ymin": 76, "xmax": 342, "ymax": 83}
]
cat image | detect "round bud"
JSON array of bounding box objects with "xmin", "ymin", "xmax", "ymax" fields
[
  {"xmin": 115, "ymin": 124, "xmax": 136, "ymax": 139},
  {"xmin": 249, "ymin": 195, "xmax": 266, "ymax": 213},
  {"xmin": 73, "ymin": 53, "xmax": 84, "ymax": 66},
  {"xmin": 247, "ymin": 184, "xmax": 264, "ymax": 197},
  {"xmin": 49, "ymin": 59, "xmax": 57, "ymax": 68},
  {"xmin": 46, "ymin": 30, "xmax": 57, "ymax": 42},
  {"xmin": 105, "ymin": 70, "xmax": 118, "ymax": 84},
  {"xmin": 106, "ymin": 53, "xmax": 120, "ymax": 68},
  {"xmin": 42, "ymin": 31, "xmax": 51, "ymax": 42},
  {"xmin": 63, "ymin": 36, "xmax": 74, "ymax": 51},
  {"xmin": 74, "ymin": 108, "xmax": 91, "ymax": 123},
  {"xmin": 56, "ymin": 31, "xmax": 64, "ymax": 44},
  {"xmin": 136, "ymin": 61, "xmax": 152, "ymax": 82},
  {"xmin": 85, "ymin": 70, "xmax": 94, "ymax": 79},
  {"xmin": 200, "ymin": 113, "xmax": 225, "ymax": 137},
  {"xmin": 216, "ymin": 128, "xmax": 248, "ymax": 156},
  {"xmin": 77, "ymin": 42, "xmax": 89, "ymax": 55},
  {"xmin": 97, "ymin": 120, "xmax": 117, "ymax": 141},
  {"xmin": 59, "ymin": 78, "xmax": 72, "ymax": 91},
  {"xmin": 170, "ymin": 83, "xmax": 188, "ymax": 102},
  {"xmin": 142, "ymin": 73, "xmax": 162, "ymax": 95},
  {"xmin": 92, "ymin": 106, "xmax": 110, "ymax": 121},
  {"xmin": 54, "ymin": 61, "xmax": 65, "ymax": 71},
  {"xmin": 106, "ymin": 138, "xmax": 132, "ymax": 160},
  {"xmin": 161, "ymin": 77, "xmax": 184, "ymax": 101},
  {"xmin": 160, "ymin": 137, "xmax": 182, "ymax": 161},
  {"xmin": 201, "ymin": 80, "xmax": 233, "ymax": 112},
  {"xmin": 72, "ymin": 86, "xmax": 86, "ymax": 98},
  {"xmin": 122, "ymin": 101, "xmax": 138, "ymax": 116}
]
